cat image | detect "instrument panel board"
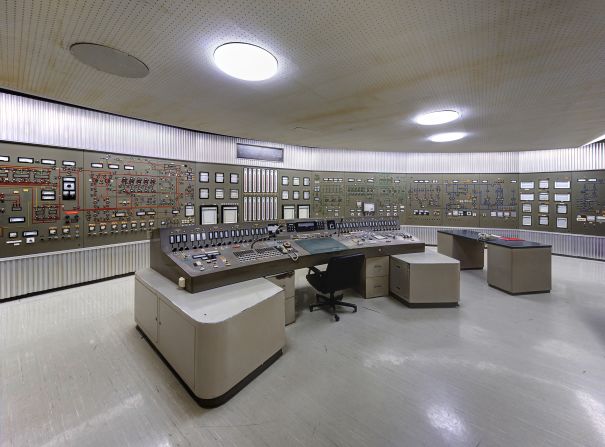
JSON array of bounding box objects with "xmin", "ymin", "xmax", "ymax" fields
[{"xmin": 1, "ymin": 141, "xmax": 604, "ymax": 258}]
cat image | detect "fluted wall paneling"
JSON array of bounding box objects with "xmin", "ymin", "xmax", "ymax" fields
[{"xmin": 0, "ymin": 241, "xmax": 149, "ymax": 300}]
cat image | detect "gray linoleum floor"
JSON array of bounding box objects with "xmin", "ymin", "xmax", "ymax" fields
[{"xmin": 2, "ymin": 250, "xmax": 605, "ymax": 447}]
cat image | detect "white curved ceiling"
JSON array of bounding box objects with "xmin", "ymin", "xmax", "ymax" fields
[{"xmin": 1, "ymin": 0, "xmax": 605, "ymax": 152}]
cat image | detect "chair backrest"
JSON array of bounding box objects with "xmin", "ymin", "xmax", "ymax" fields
[{"xmin": 323, "ymin": 253, "xmax": 365, "ymax": 292}]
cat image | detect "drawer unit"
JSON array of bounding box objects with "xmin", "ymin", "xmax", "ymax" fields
[{"xmin": 390, "ymin": 252, "xmax": 460, "ymax": 307}]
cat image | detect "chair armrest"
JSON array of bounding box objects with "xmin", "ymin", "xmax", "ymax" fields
[{"xmin": 308, "ymin": 266, "xmax": 322, "ymax": 276}]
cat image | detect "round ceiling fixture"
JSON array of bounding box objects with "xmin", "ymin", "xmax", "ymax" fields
[
  {"xmin": 213, "ymin": 42, "xmax": 278, "ymax": 81},
  {"xmin": 70, "ymin": 43, "xmax": 149, "ymax": 78},
  {"xmin": 428, "ymin": 132, "xmax": 467, "ymax": 142},
  {"xmin": 415, "ymin": 110, "xmax": 460, "ymax": 125}
]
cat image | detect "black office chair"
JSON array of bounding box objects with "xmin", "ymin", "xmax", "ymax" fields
[{"xmin": 307, "ymin": 253, "xmax": 365, "ymax": 321}]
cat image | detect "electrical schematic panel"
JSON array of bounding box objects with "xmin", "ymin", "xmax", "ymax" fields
[
  {"xmin": 442, "ymin": 176, "xmax": 480, "ymax": 227},
  {"xmin": 519, "ymin": 173, "xmax": 572, "ymax": 233},
  {"xmin": 342, "ymin": 173, "xmax": 407, "ymax": 223},
  {"xmin": 278, "ymin": 169, "xmax": 312, "ymax": 220},
  {"xmin": 475, "ymin": 174, "xmax": 518, "ymax": 229},
  {"xmin": 0, "ymin": 142, "xmax": 84, "ymax": 257},
  {"xmin": 572, "ymin": 171, "xmax": 605, "ymax": 235},
  {"xmin": 197, "ymin": 164, "xmax": 243, "ymax": 225},
  {"xmin": 311, "ymin": 172, "xmax": 345, "ymax": 218},
  {"xmin": 407, "ymin": 175, "xmax": 443, "ymax": 225},
  {"xmin": 82, "ymin": 152, "xmax": 196, "ymax": 247}
]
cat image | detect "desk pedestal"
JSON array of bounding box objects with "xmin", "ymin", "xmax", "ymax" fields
[
  {"xmin": 487, "ymin": 245, "xmax": 551, "ymax": 294},
  {"xmin": 437, "ymin": 232, "xmax": 484, "ymax": 269},
  {"xmin": 135, "ymin": 268, "xmax": 285, "ymax": 407}
]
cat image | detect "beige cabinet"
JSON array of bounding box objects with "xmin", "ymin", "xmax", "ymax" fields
[
  {"xmin": 390, "ymin": 252, "xmax": 460, "ymax": 306},
  {"xmin": 487, "ymin": 245, "xmax": 551, "ymax": 294},
  {"xmin": 266, "ymin": 271, "xmax": 296, "ymax": 325},
  {"xmin": 135, "ymin": 269, "xmax": 285, "ymax": 407},
  {"xmin": 359, "ymin": 256, "xmax": 390, "ymax": 298},
  {"xmin": 158, "ymin": 300, "xmax": 196, "ymax": 388},
  {"xmin": 134, "ymin": 280, "xmax": 158, "ymax": 344}
]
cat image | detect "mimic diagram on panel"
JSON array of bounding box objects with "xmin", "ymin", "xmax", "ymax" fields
[
  {"xmin": 441, "ymin": 175, "xmax": 518, "ymax": 228},
  {"xmin": 0, "ymin": 143, "xmax": 84, "ymax": 257},
  {"xmin": 478, "ymin": 176, "xmax": 518, "ymax": 228},
  {"xmin": 312, "ymin": 173, "xmax": 345, "ymax": 218},
  {"xmin": 82, "ymin": 153, "xmax": 196, "ymax": 246},
  {"xmin": 442, "ymin": 178, "xmax": 480, "ymax": 226},
  {"xmin": 407, "ymin": 176, "xmax": 442, "ymax": 225},
  {"xmin": 572, "ymin": 171, "xmax": 605, "ymax": 235}
]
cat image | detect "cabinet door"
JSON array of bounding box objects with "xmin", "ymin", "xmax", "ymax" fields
[
  {"xmin": 134, "ymin": 280, "xmax": 158, "ymax": 344},
  {"xmin": 158, "ymin": 300, "xmax": 195, "ymax": 388}
]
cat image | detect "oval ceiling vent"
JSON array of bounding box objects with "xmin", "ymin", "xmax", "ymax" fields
[{"xmin": 70, "ymin": 43, "xmax": 149, "ymax": 78}]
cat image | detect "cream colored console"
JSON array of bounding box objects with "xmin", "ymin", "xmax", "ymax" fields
[
  {"xmin": 390, "ymin": 252, "xmax": 460, "ymax": 307},
  {"xmin": 135, "ymin": 268, "xmax": 285, "ymax": 408}
]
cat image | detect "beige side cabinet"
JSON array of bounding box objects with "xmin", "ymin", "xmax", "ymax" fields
[
  {"xmin": 390, "ymin": 252, "xmax": 460, "ymax": 307},
  {"xmin": 135, "ymin": 268, "xmax": 285, "ymax": 408},
  {"xmin": 359, "ymin": 256, "xmax": 390, "ymax": 298}
]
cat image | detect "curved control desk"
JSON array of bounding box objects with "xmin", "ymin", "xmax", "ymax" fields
[
  {"xmin": 137, "ymin": 218, "xmax": 426, "ymax": 407},
  {"xmin": 150, "ymin": 219, "xmax": 425, "ymax": 293}
]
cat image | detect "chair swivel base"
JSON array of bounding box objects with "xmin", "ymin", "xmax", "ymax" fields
[{"xmin": 309, "ymin": 293, "xmax": 357, "ymax": 321}]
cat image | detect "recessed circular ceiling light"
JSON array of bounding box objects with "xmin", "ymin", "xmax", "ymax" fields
[
  {"xmin": 415, "ymin": 110, "xmax": 460, "ymax": 125},
  {"xmin": 70, "ymin": 43, "xmax": 149, "ymax": 78},
  {"xmin": 213, "ymin": 42, "xmax": 278, "ymax": 81},
  {"xmin": 428, "ymin": 132, "xmax": 467, "ymax": 142}
]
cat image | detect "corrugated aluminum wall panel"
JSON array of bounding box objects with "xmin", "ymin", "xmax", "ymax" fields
[
  {"xmin": 518, "ymin": 143, "xmax": 605, "ymax": 172},
  {"xmin": 0, "ymin": 241, "xmax": 149, "ymax": 300}
]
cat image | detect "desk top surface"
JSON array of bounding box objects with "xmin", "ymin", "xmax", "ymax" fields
[
  {"xmin": 438, "ymin": 229, "xmax": 551, "ymax": 249},
  {"xmin": 136, "ymin": 268, "xmax": 283, "ymax": 323},
  {"xmin": 392, "ymin": 251, "xmax": 460, "ymax": 265}
]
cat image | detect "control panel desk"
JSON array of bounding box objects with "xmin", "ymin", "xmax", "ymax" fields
[
  {"xmin": 438, "ymin": 229, "xmax": 552, "ymax": 294},
  {"xmin": 150, "ymin": 219, "xmax": 425, "ymax": 294}
]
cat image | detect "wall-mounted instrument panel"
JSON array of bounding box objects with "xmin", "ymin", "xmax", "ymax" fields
[
  {"xmin": 278, "ymin": 169, "xmax": 312, "ymax": 221},
  {"xmin": 82, "ymin": 152, "xmax": 196, "ymax": 247},
  {"xmin": 519, "ymin": 173, "xmax": 572, "ymax": 233},
  {"xmin": 2, "ymin": 141, "xmax": 603, "ymax": 258},
  {"xmin": 0, "ymin": 143, "xmax": 84, "ymax": 256},
  {"xmin": 242, "ymin": 167, "xmax": 278, "ymax": 222},
  {"xmin": 198, "ymin": 164, "xmax": 243, "ymax": 226},
  {"xmin": 407, "ymin": 174, "xmax": 443, "ymax": 225},
  {"xmin": 150, "ymin": 217, "xmax": 423, "ymax": 293},
  {"xmin": 572, "ymin": 171, "xmax": 605, "ymax": 235}
]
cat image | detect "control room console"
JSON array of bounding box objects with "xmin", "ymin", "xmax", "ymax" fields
[{"xmin": 150, "ymin": 217, "xmax": 425, "ymax": 293}]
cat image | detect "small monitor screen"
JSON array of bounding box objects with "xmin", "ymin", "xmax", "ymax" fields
[{"xmin": 295, "ymin": 221, "xmax": 317, "ymax": 232}]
